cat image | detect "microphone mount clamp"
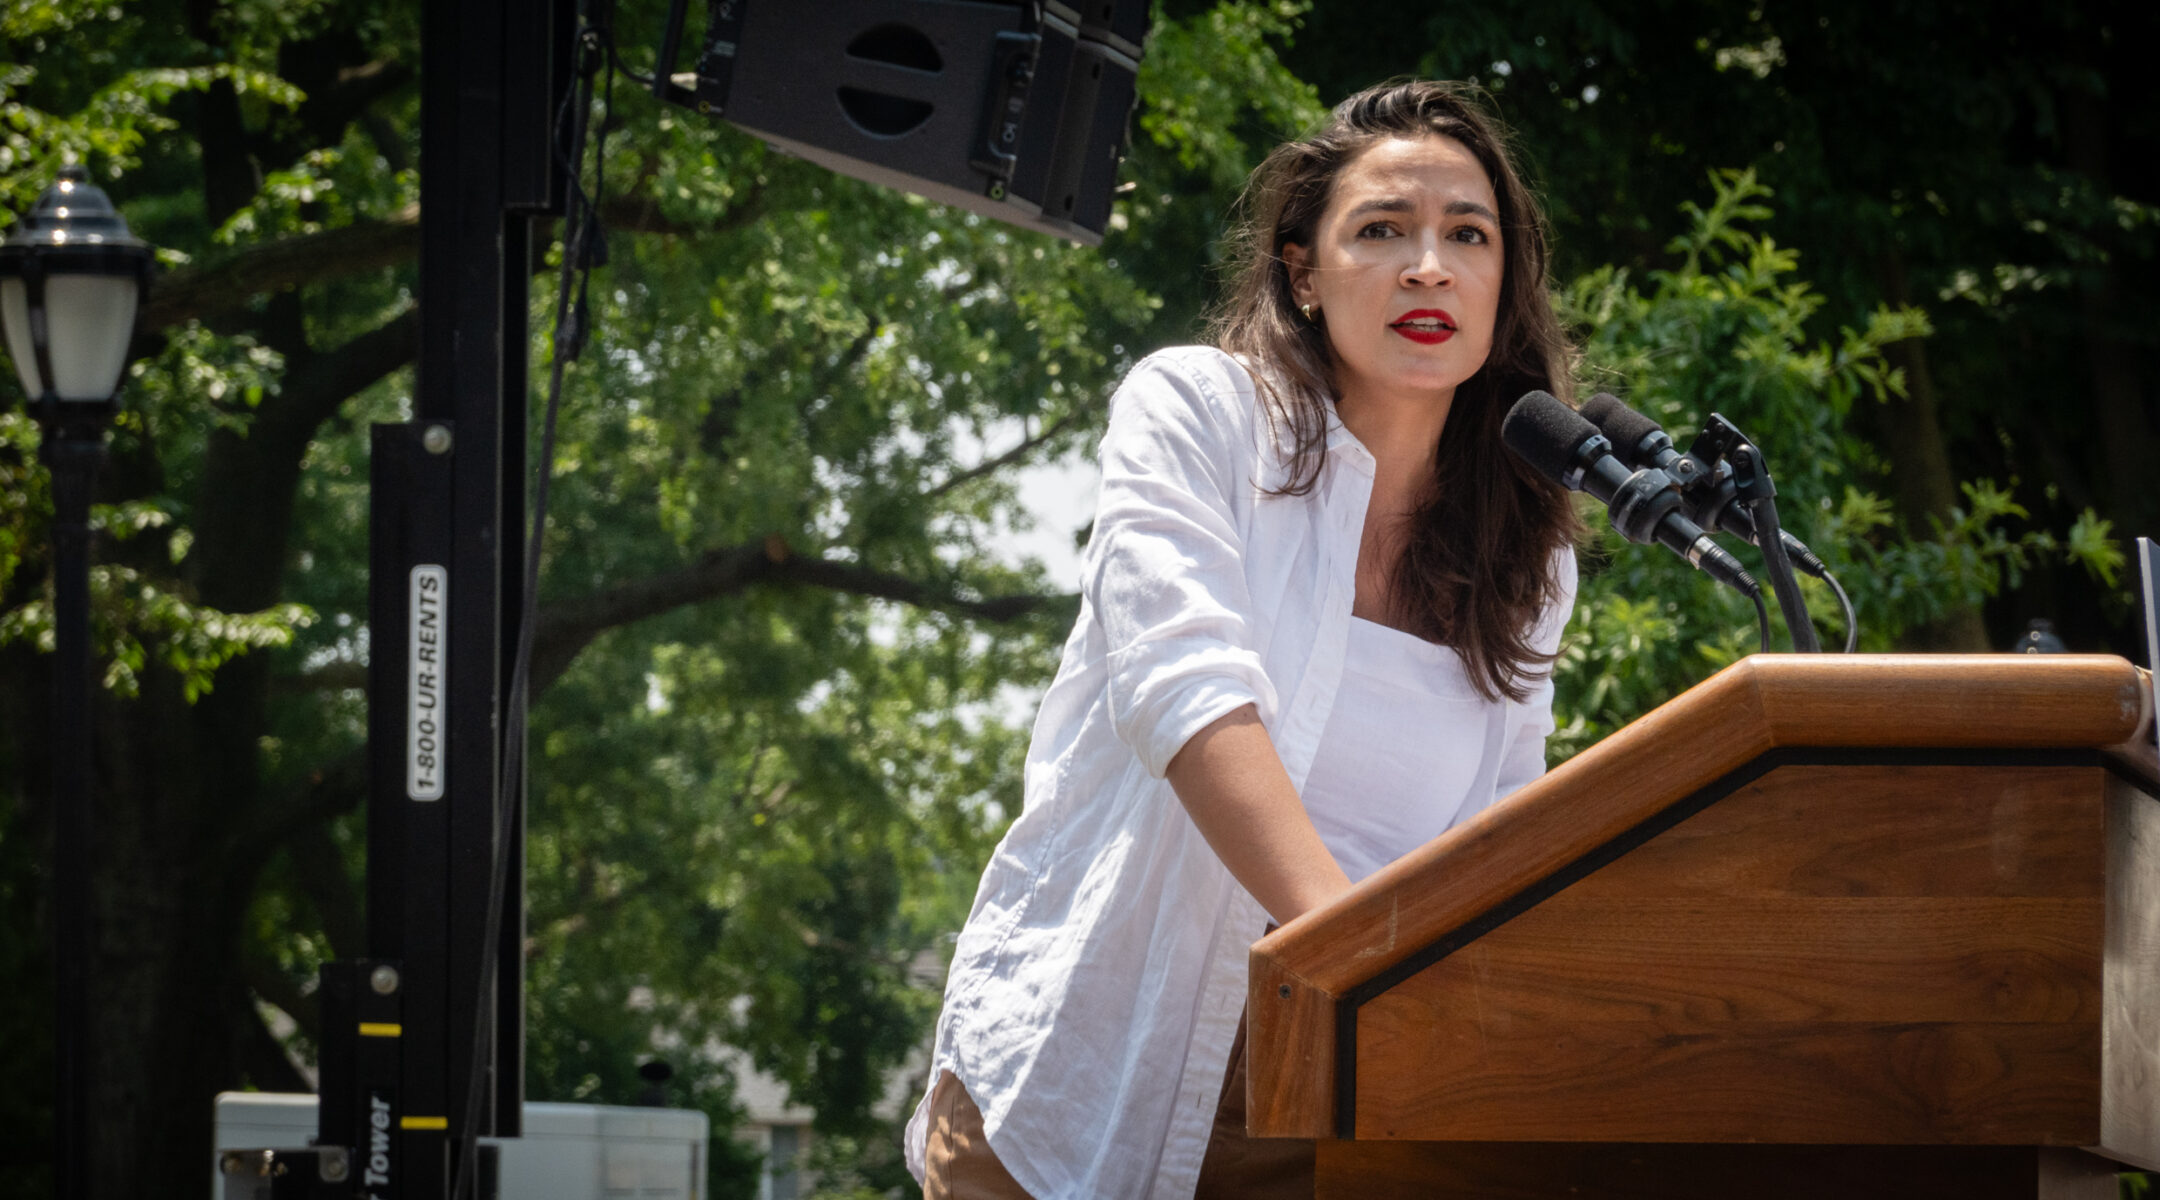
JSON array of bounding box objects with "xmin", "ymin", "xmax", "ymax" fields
[{"xmin": 1684, "ymin": 415, "xmax": 1820, "ymax": 653}]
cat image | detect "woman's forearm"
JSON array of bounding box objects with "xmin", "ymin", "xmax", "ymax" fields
[{"xmin": 1165, "ymin": 704, "xmax": 1352, "ymax": 925}]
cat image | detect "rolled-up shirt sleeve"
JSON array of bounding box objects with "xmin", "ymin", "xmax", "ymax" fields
[{"xmin": 1082, "ymin": 350, "xmax": 1280, "ymax": 779}]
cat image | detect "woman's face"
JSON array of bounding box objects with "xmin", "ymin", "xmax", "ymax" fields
[{"xmin": 1284, "ymin": 134, "xmax": 1505, "ymax": 413}]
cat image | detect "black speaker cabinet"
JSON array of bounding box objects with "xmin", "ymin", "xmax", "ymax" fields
[{"xmin": 710, "ymin": 0, "xmax": 1139, "ymax": 243}]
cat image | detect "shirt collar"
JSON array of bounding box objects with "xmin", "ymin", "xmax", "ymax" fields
[{"xmin": 1323, "ymin": 404, "xmax": 1375, "ymax": 469}]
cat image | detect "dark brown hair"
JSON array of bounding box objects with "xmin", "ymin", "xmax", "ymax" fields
[{"xmin": 1210, "ymin": 80, "xmax": 1582, "ymax": 701}]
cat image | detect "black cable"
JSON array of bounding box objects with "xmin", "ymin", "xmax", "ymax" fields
[
  {"xmin": 1750, "ymin": 586, "xmax": 1772, "ymax": 655},
  {"xmin": 611, "ymin": 44, "xmax": 655, "ymax": 86},
  {"xmin": 1822, "ymin": 566, "xmax": 1858, "ymax": 653},
  {"xmin": 451, "ymin": 4, "xmax": 614, "ymax": 1194}
]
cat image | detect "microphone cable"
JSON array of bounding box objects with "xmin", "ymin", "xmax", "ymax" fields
[{"xmin": 1821, "ymin": 565, "xmax": 1858, "ymax": 653}]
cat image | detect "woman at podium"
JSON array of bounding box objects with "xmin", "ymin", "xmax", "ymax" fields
[{"xmin": 906, "ymin": 80, "xmax": 1582, "ymax": 1199}]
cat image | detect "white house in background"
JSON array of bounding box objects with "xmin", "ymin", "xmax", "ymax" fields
[
  {"xmin": 724, "ymin": 1046, "xmax": 816, "ymax": 1200},
  {"xmin": 721, "ymin": 949, "xmax": 944, "ymax": 1200},
  {"xmin": 720, "ymin": 1031, "xmax": 934, "ymax": 1200}
]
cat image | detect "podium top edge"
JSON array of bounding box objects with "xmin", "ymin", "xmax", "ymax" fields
[{"xmin": 1255, "ymin": 653, "xmax": 2150, "ymax": 994}]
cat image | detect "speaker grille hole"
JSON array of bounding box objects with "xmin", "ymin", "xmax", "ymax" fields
[
  {"xmin": 839, "ymin": 88, "xmax": 933, "ymax": 137},
  {"xmin": 846, "ymin": 23, "xmax": 942, "ymax": 73}
]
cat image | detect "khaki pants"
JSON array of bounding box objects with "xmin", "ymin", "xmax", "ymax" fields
[{"xmin": 922, "ymin": 1013, "xmax": 1316, "ymax": 1199}]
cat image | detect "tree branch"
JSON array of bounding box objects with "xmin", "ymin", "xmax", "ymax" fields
[
  {"xmin": 597, "ymin": 180, "xmax": 769, "ymax": 240},
  {"xmin": 531, "ymin": 543, "xmax": 769, "ymax": 690},
  {"xmin": 186, "ymin": 306, "xmax": 418, "ymax": 613},
  {"xmin": 143, "ymin": 181, "xmax": 768, "ymax": 331},
  {"xmin": 270, "ymin": 308, "xmax": 422, "ymax": 442},
  {"xmin": 923, "ymin": 407, "xmax": 1093, "ymax": 501},
  {"xmin": 530, "ymin": 538, "xmax": 1069, "ymax": 692},
  {"xmin": 766, "ymin": 550, "xmax": 1063, "ymax": 624},
  {"xmin": 244, "ymin": 957, "xmax": 322, "ymax": 1052},
  {"xmin": 278, "ymin": 661, "xmax": 368, "ymax": 694},
  {"xmin": 236, "ymin": 990, "xmax": 316, "ymax": 1094},
  {"xmin": 297, "ymin": 60, "xmax": 415, "ymax": 149},
  {"xmin": 143, "ymin": 205, "xmax": 421, "ymax": 331}
]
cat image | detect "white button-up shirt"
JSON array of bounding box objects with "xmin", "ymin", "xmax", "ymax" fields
[{"xmin": 905, "ymin": 346, "xmax": 1574, "ymax": 1198}]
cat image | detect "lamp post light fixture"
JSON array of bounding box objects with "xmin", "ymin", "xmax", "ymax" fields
[
  {"xmin": 1, "ymin": 163, "xmax": 152, "ymax": 424},
  {"xmin": 0, "ymin": 162, "xmax": 153, "ymax": 1200}
]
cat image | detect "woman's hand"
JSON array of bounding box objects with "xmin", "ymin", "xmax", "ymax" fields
[{"xmin": 1165, "ymin": 704, "xmax": 1353, "ymax": 925}]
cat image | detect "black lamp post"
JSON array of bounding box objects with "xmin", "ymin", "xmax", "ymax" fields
[{"xmin": 0, "ymin": 162, "xmax": 153, "ymax": 1200}]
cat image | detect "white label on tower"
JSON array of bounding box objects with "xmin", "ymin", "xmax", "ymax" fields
[{"xmin": 408, "ymin": 565, "xmax": 447, "ymax": 801}]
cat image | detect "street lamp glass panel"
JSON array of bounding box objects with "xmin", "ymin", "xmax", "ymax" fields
[
  {"xmin": 1, "ymin": 273, "xmax": 139, "ymax": 403},
  {"xmin": 0, "ymin": 277, "xmax": 32, "ymax": 398},
  {"xmin": 47, "ymin": 273, "xmax": 138, "ymax": 402}
]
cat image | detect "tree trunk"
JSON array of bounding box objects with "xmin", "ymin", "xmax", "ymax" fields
[
  {"xmin": 85, "ymin": 670, "xmax": 267, "ymax": 1197},
  {"xmin": 73, "ymin": 50, "xmax": 333, "ymax": 1180},
  {"xmin": 1876, "ymin": 253, "xmax": 1992, "ymax": 651},
  {"xmin": 2062, "ymin": 87, "xmax": 2159, "ymax": 547}
]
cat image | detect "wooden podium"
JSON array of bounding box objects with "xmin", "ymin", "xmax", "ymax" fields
[{"xmin": 1247, "ymin": 655, "xmax": 2160, "ymax": 1199}]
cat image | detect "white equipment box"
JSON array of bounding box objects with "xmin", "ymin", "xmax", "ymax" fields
[{"xmin": 213, "ymin": 1093, "xmax": 707, "ymax": 1199}]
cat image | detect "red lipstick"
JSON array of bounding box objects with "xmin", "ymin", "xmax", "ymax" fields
[{"xmin": 1389, "ymin": 308, "xmax": 1456, "ymax": 345}]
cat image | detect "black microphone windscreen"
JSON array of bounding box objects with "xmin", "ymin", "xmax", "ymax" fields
[
  {"xmin": 1502, "ymin": 391, "xmax": 1597, "ymax": 482},
  {"xmin": 1578, "ymin": 393, "xmax": 1662, "ymax": 452}
]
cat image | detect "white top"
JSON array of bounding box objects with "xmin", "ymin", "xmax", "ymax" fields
[
  {"xmin": 1303, "ymin": 617, "xmax": 1548, "ymax": 883},
  {"xmin": 904, "ymin": 347, "xmax": 1575, "ymax": 1199}
]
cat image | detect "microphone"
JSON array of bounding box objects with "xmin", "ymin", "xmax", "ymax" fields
[
  {"xmin": 1577, "ymin": 393, "xmax": 1830, "ymax": 579},
  {"xmin": 1503, "ymin": 391, "xmax": 1760, "ymax": 598}
]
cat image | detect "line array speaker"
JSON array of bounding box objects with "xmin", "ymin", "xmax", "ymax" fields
[{"xmin": 658, "ymin": 0, "xmax": 1147, "ymax": 244}]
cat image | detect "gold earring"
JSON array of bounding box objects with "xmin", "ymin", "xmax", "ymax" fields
[{"xmin": 1301, "ymin": 303, "xmax": 1315, "ymax": 321}]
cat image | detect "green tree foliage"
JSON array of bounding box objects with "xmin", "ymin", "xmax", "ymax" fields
[
  {"xmin": 1554, "ymin": 168, "xmax": 2119, "ymax": 751},
  {"xmin": 2, "ymin": 2, "xmax": 2149, "ymax": 1198},
  {"xmin": 0, "ymin": 2, "xmax": 1319, "ymax": 1196}
]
